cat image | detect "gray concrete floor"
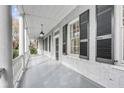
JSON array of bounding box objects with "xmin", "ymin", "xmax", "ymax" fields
[{"xmin": 19, "ymin": 55, "xmax": 104, "ymax": 88}]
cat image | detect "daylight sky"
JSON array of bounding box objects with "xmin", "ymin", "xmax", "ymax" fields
[{"xmin": 12, "ymin": 5, "xmax": 19, "ymax": 18}]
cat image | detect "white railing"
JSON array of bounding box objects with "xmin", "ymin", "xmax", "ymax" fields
[
  {"xmin": 13, "ymin": 55, "xmax": 24, "ymax": 87},
  {"xmin": 12, "ymin": 51, "xmax": 30, "ymax": 87},
  {"xmin": 25, "ymin": 51, "xmax": 30, "ymax": 67},
  {"xmin": 0, "ymin": 68, "xmax": 5, "ymax": 79}
]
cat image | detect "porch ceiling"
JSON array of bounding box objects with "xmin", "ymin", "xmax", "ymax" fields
[{"xmin": 17, "ymin": 5, "xmax": 76, "ymax": 39}]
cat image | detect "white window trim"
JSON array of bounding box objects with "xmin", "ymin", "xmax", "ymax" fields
[
  {"xmin": 121, "ymin": 5, "xmax": 124, "ymax": 65},
  {"xmin": 68, "ymin": 17, "xmax": 80, "ymax": 57},
  {"xmin": 49, "ymin": 35, "xmax": 52, "ymax": 53},
  {"xmin": 53, "ymin": 28, "xmax": 60, "ymax": 60}
]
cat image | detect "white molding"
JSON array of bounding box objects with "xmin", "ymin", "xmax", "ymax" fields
[{"xmin": 68, "ymin": 17, "xmax": 79, "ymax": 25}]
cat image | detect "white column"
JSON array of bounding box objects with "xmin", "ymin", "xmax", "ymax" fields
[
  {"xmin": 19, "ymin": 15, "xmax": 25, "ymax": 56},
  {"xmin": 0, "ymin": 5, "xmax": 13, "ymax": 88},
  {"xmin": 37, "ymin": 38, "xmax": 43, "ymax": 55},
  {"xmin": 26, "ymin": 30, "xmax": 30, "ymax": 53},
  {"xmin": 114, "ymin": 5, "xmax": 123, "ymax": 65},
  {"xmin": 27, "ymin": 34, "xmax": 30, "ymax": 53},
  {"xmin": 37, "ymin": 39, "xmax": 40, "ymax": 55},
  {"xmin": 89, "ymin": 6, "xmax": 96, "ymax": 61},
  {"xmin": 25, "ymin": 28, "xmax": 29, "ymax": 53},
  {"xmin": 19, "ymin": 14, "xmax": 26, "ymax": 69}
]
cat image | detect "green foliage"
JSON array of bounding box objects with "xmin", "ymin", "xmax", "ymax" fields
[
  {"xmin": 29, "ymin": 46, "xmax": 37, "ymax": 54},
  {"xmin": 15, "ymin": 43, "xmax": 19, "ymax": 49},
  {"xmin": 13, "ymin": 49, "xmax": 19, "ymax": 59}
]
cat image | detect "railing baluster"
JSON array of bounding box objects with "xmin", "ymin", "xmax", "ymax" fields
[{"xmin": 12, "ymin": 51, "xmax": 30, "ymax": 87}]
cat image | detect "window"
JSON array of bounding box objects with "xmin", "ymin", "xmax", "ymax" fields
[
  {"xmin": 70, "ymin": 21, "xmax": 80, "ymax": 54},
  {"xmin": 49, "ymin": 35, "xmax": 51, "ymax": 52},
  {"xmin": 79, "ymin": 10, "xmax": 89, "ymax": 59},
  {"xmin": 63, "ymin": 24, "xmax": 68, "ymax": 55},
  {"xmin": 43, "ymin": 39, "xmax": 44, "ymax": 50},
  {"xmin": 45, "ymin": 38, "xmax": 48, "ymax": 51},
  {"xmin": 96, "ymin": 5, "xmax": 114, "ymax": 64}
]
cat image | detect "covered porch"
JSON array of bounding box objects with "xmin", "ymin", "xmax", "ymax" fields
[
  {"xmin": 0, "ymin": 5, "xmax": 124, "ymax": 88},
  {"xmin": 19, "ymin": 55, "xmax": 103, "ymax": 88},
  {"xmin": 1, "ymin": 5, "xmax": 102, "ymax": 88}
]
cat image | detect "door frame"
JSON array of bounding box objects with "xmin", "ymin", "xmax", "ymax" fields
[{"xmin": 53, "ymin": 29, "xmax": 60, "ymax": 61}]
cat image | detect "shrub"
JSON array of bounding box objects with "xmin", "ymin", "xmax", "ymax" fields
[
  {"xmin": 13, "ymin": 49, "xmax": 19, "ymax": 59},
  {"xmin": 29, "ymin": 46, "xmax": 37, "ymax": 54}
]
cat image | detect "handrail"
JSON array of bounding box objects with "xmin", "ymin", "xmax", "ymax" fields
[
  {"xmin": 12, "ymin": 50, "xmax": 30, "ymax": 63},
  {"xmin": 0, "ymin": 68, "xmax": 5, "ymax": 78},
  {"xmin": 12, "ymin": 55, "xmax": 23, "ymax": 63},
  {"xmin": 12, "ymin": 51, "xmax": 30, "ymax": 87}
]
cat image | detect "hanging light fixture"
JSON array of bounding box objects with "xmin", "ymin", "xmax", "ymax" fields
[{"xmin": 40, "ymin": 24, "xmax": 44, "ymax": 37}]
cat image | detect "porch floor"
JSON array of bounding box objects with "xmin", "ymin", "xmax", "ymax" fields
[{"xmin": 19, "ymin": 55, "xmax": 103, "ymax": 88}]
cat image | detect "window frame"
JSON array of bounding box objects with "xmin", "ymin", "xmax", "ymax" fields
[
  {"xmin": 95, "ymin": 5, "xmax": 114, "ymax": 64},
  {"xmin": 79, "ymin": 10, "xmax": 90, "ymax": 60},
  {"xmin": 69, "ymin": 17, "xmax": 80, "ymax": 56},
  {"xmin": 123, "ymin": 6, "xmax": 124, "ymax": 61}
]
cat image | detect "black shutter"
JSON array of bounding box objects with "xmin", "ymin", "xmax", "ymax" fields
[
  {"xmin": 96, "ymin": 6, "xmax": 113, "ymax": 36},
  {"xmin": 79, "ymin": 10, "xmax": 89, "ymax": 59},
  {"xmin": 97, "ymin": 39, "xmax": 111, "ymax": 59},
  {"xmin": 49, "ymin": 35, "xmax": 51, "ymax": 52},
  {"xmin": 45, "ymin": 38, "xmax": 48, "ymax": 51},
  {"xmin": 63, "ymin": 24, "xmax": 68, "ymax": 55},
  {"xmin": 96, "ymin": 5, "xmax": 114, "ymax": 64}
]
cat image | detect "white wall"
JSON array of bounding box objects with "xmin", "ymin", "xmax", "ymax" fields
[{"xmin": 43, "ymin": 5, "xmax": 124, "ymax": 87}]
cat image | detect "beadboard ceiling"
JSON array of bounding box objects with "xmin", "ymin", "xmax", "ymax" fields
[{"xmin": 17, "ymin": 5, "xmax": 76, "ymax": 39}]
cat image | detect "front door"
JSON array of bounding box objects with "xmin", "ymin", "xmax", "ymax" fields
[{"xmin": 55, "ymin": 38, "xmax": 59, "ymax": 60}]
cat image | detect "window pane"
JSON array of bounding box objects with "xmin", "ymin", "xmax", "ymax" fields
[
  {"xmin": 63, "ymin": 26, "xmax": 67, "ymax": 42},
  {"xmin": 70, "ymin": 25, "xmax": 73, "ymax": 38},
  {"xmin": 63, "ymin": 24, "xmax": 68, "ymax": 55},
  {"xmin": 80, "ymin": 23, "xmax": 87, "ymax": 39},
  {"xmin": 71, "ymin": 39, "xmax": 74, "ymax": 53},
  {"xmin": 71, "ymin": 47, "xmax": 74, "ymax": 54},
  {"xmin": 97, "ymin": 39, "xmax": 111, "ymax": 59},
  {"xmin": 70, "ymin": 20, "xmax": 80, "ymax": 54},
  {"xmin": 63, "ymin": 44, "xmax": 67, "ymax": 54},
  {"xmin": 77, "ymin": 21, "xmax": 80, "ymax": 33},
  {"xmin": 96, "ymin": 5, "xmax": 113, "ymax": 14},
  {"xmin": 97, "ymin": 10, "xmax": 112, "ymax": 36},
  {"xmin": 71, "ymin": 39, "xmax": 74, "ymax": 46},
  {"xmin": 79, "ymin": 10, "xmax": 89, "ymax": 58},
  {"xmin": 75, "ymin": 38, "xmax": 80, "ymax": 46},
  {"xmin": 80, "ymin": 10, "xmax": 89, "ymax": 23},
  {"xmin": 45, "ymin": 38, "xmax": 48, "ymax": 51},
  {"xmin": 96, "ymin": 5, "xmax": 113, "ymax": 62},
  {"xmin": 74, "ymin": 47, "xmax": 79, "ymax": 54},
  {"xmin": 43, "ymin": 40, "xmax": 44, "ymax": 50},
  {"xmin": 80, "ymin": 42, "xmax": 87, "ymax": 56},
  {"xmin": 49, "ymin": 35, "xmax": 51, "ymax": 52}
]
